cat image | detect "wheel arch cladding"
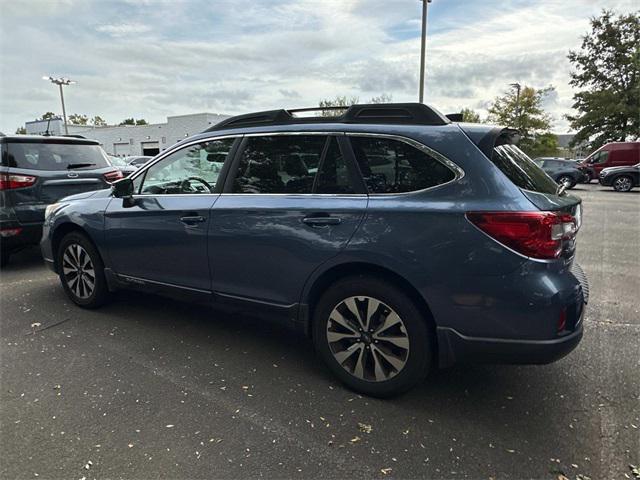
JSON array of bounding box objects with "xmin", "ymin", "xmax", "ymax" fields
[
  {"xmin": 305, "ymin": 261, "xmax": 438, "ymax": 356},
  {"xmin": 52, "ymin": 223, "xmax": 101, "ymax": 272}
]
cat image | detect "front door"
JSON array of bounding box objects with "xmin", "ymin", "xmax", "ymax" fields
[
  {"xmin": 209, "ymin": 134, "xmax": 367, "ymax": 306},
  {"xmin": 104, "ymin": 137, "xmax": 237, "ymax": 291}
]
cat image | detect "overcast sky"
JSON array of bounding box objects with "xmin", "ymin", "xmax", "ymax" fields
[{"xmin": 0, "ymin": 0, "xmax": 637, "ymax": 134}]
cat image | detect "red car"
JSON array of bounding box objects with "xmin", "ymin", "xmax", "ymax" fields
[{"xmin": 578, "ymin": 142, "xmax": 640, "ymax": 182}]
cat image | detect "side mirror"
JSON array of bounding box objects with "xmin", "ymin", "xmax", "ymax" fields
[{"xmin": 112, "ymin": 177, "xmax": 134, "ymax": 198}]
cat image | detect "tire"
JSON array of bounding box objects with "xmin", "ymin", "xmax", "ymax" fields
[
  {"xmin": 612, "ymin": 175, "xmax": 634, "ymax": 192},
  {"xmin": 57, "ymin": 232, "xmax": 110, "ymax": 308},
  {"xmin": 313, "ymin": 275, "xmax": 432, "ymax": 397},
  {"xmin": 557, "ymin": 175, "xmax": 576, "ymax": 189}
]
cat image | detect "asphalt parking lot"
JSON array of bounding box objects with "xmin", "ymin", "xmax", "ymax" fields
[{"xmin": 1, "ymin": 183, "xmax": 638, "ymax": 480}]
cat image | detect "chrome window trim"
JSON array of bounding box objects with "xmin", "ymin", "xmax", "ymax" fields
[{"xmin": 345, "ymin": 132, "xmax": 465, "ymax": 196}]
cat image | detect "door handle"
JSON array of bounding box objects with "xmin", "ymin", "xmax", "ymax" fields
[
  {"xmin": 180, "ymin": 215, "xmax": 205, "ymax": 225},
  {"xmin": 302, "ymin": 216, "xmax": 342, "ymax": 226}
]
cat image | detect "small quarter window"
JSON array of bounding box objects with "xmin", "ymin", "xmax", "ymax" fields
[{"xmin": 350, "ymin": 136, "xmax": 455, "ymax": 193}]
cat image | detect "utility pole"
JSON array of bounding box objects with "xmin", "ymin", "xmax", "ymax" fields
[
  {"xmin": 418, "ymin": 0, "xmax": 432, "ymax": 103},
  {"xmin": 43, "ymin": 76, "xmax": 76, "ymax": 135},
  {"xmin": 510, "ymin": 82, "xmax": 521, "ymax": 129}
]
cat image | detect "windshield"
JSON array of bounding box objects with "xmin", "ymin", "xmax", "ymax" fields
[
  {"xmin": 3, "ymin": 142, "xmax": 110, "ymax": 171},
  {"xmin": 491, "ymin": 144, "xmax": 559, "ymax": 194}
]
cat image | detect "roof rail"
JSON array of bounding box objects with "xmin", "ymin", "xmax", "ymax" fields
[{"xmin": 205, "ymin": 102, "xmax": 450, "ymax": 132}]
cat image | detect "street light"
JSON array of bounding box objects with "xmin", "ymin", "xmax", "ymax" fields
[
  {"xmin": 510, "ymin": 82, "xmax": 521, "ymax": 129},
  {"xmin": 418, "ymin": 0, "xmax": 433, "ymax": 103},
  {"xmin": 42, "ymin": 76, "xmax": 76, "ymax": 135}
]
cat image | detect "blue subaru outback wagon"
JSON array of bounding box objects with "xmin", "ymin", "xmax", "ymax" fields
[{"xmin": 41, "ymin": 103, "xmax": 588, "ymax": 397}]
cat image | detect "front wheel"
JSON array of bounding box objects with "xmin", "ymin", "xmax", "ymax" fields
[
  {"xmin": 57, "ymin": 232, "xmax": 110, "ymax": 308},
  {"xmin": 313, "ymin": 276, "xmax": 432, "ymax": 397},
  {"xmin": 613, "ymin": 175, "xmax": 633, "ymax": 192}
]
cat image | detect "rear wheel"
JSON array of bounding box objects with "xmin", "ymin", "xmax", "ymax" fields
[
  {"xmin": 613, "ymin": 175, "xmax": 633, "ymax": 192},
  {"xmin": 313, "ymin": 275, "xmax": 431, "ymax": 397},
  {"xmin": 57, "ymin": 232, "xmax": 110, "ymax": 308},
  {"xmin": 557, "ymin": 175, "xmax": 576, "ymax": 189}
]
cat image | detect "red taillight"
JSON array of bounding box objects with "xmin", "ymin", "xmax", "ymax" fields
[
  {"xmin": 466, "ymin": 211, "xmax": 578, "ymax": 260},
  {"xmin": 557, "ymin": 308, "xmax": 567, "ymax": 332},
  {"xmin": 0, "ymin": 227, "xmax": 23, "ymax": 238},
  {"xmin": 103, "ymin": 170, "xmax": 124, "ymax": 183},
  {"xmin": 0, "ymin": 173, "xmax": 37, "ymax": 190}
]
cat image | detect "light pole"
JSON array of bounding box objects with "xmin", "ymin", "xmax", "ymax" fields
[
  {"xmin": 418, "ymin": 0, "xmax": 432, "ymax": 103},
  {"xmin": 43, "ymin": 76, "xmax": 76, "ymax": 135},
  {"xmin": 510, "ymin": 82, "xmax": 521, "ymax": 129}
]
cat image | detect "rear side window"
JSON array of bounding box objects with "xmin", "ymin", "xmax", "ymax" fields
[
  {"xmin": 349, "ymin": 136, "xmax": 455, "ymax": 193},
  {"xmin": 232, "ymin": 135, "xmax": 355, "ymax": 194},
  {"xmin": 3, "ymin": 142, "xmax": 110, "ymax": 171},
  {"xmin": 491, "ymin": 144, "xmax": 558, "ymax": 194}
]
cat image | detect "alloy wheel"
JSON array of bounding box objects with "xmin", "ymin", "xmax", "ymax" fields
[
  {"xmin": 326, "ymin": 296, "xmax": 410, "ymax": 382},
  {"xmin": 62, "ymin": 243, "xmax": 95, "ymax": 299},
  {"xmin": 614, "ymin": 177, "xmax": 632, "ymax": 192}
]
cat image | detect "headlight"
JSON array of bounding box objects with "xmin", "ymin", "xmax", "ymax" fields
[{"xmin": 44, "ymin": 203, "xmax": 66, "ymax": 221}]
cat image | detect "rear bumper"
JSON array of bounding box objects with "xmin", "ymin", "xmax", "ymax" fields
[{"xmin": 0, "ymin": 221, "xmax": 43, "ymax": 252}]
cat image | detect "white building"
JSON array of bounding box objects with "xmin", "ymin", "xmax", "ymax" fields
[{"xmin": 25, "ymin": 113, "xmax": 230, "ymax": 156}]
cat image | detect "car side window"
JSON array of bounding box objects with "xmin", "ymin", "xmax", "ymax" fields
[
  {"xmin": 139, "ymin": 139, "xmax": 235, "ymax": 195},
  {"xmin": 591, "ymin": 151, "xmax": 609, "ymax": 164},
  {"xmin": 232, "ymin": 135, "xmax": 325, "ymax": 194},
  {"xmin": 350, "ymin": 136, "xmax": 455, "ymax": 193}
]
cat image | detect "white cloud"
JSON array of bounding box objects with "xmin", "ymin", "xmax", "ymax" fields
[{"xmin": 96, "ymin": 23, "xmax": 152, "ymax": 36}]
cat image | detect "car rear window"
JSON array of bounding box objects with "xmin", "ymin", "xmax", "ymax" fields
[
  {"xmin": 491, "ymin": 144, "xmax": 558, "ymax": 194},
  {"xmin": 3, "ymin": 142, "xmax": 110, "ymax": 171}
]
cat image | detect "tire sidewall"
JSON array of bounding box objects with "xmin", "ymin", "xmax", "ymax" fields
[
  {"xmin": 57, "ymin": 232, "xmax": 108, "ymax": 308},
  {"xmin": 613, "ymin": 176, "xmax": 633, "ymax": 192},
  {"xmin": 313, "ymin": 275, "xmax": 431, "ymax": 397},
  {"xmin": 557, "ymin": 176, "xmax": 576, "ymax": 189}
]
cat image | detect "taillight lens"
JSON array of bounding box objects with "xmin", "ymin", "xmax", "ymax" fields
[
  {"xmin": 0, "ymin": 227, "xmax": 23, "ymax": 238},
  {"xmin": 0, "ymin": 173, "xmax": 37, "ymax": 190},
  {"xmin": 466, "ymin": 211, "xmax": 578, "ymax": 260},
  {"xmin": 103, "ymin": 170, "xmax": 124, "ymax": 183}
]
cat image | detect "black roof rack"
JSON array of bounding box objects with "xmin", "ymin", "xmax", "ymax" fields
[{"xmin": 205, "ymin": 102, "xmax": 450, "ymax": 132}]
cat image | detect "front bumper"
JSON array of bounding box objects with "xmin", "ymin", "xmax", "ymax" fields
[{"xmin": 598, "ymin": 174, "xmax": 613, "ymax": 186}]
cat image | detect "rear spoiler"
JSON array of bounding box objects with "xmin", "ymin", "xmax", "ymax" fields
[{"xmin": 459, "ymin": 125, "xmax": 520, "ymax": 159}]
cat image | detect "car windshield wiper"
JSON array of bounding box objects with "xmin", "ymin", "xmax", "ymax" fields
[{"xmin": 67, "ymin": 163, "xmax": 96, "ymax": 169}]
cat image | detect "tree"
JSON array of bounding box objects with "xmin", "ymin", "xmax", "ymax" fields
[
  {"xmin": 91, "ymin": 116, "xmax": 107, "ymax": 126},
  {"xmin": 39, "ymin": 112, "xmax": 57, "ymax": 121},
  {"xmin": 119, "ymin": 118, "xmax": 135, "ymax": 126},
  {"xmin": 15, "ymin": 126, "xmax": 27, "ymax": 134},
  {"xmin": 68, "ymin": 114, "xmax": 88, "ymax": 125},
  {"xmin": 318, "ymin": 94, "xmax": 392, "ymax": 116},
  {"xmin": 135, "ymin": 119, "xmax": 148, "ymax": 125},
  {"xmin": 487, "ymin": 85, "xmax": 558, "ymax": 157},
  {"xmin": 461, "ymin": 108, "xmax": 481, "ymax": 123},
  {"xmin": 566, "ymin": 10, "xmax": 640, "ymax": 150}
]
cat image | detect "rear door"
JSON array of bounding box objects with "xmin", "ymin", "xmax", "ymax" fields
[
  {"xmin": 3, "ymin": 139, "xmax": 112, "ymax": 224},
  {"xmin": 209, "ymin": 133, "xmax": 367, "ymax": 307}
]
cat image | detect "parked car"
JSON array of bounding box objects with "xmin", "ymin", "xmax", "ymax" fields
[
  {"xmin": 41, "ymin": 104, "xmax": 588, "ymax": 397},
  {"xmin": 598, "ymin": 163, "xmax": 639, "ymax": 192},
  {"xmin": 533, "ymin": 157, "xmax": 588, "ymax": 189},
  {"xmin": 577, "ymin": 142, "xmax": 640, "ymax": 182},
  {"xmin": 107, "ymin": 155, "xmax": 137, "ymax": 177},
  {"xmin": 0, "ymin": 135, "xmax": 122, "ymax": 267},
  {"xmin": 126, "ymin": 155, "xmax": 153, "ymax": 168}
]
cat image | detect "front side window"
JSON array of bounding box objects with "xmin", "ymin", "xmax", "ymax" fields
[
  {"xmin": 139, "ymin": 138, "xmax": 235, "ymax": 194},
  {"xmin": 232, "ymin": 135, "xmax": 355, "ymax": 194},
  {"xmin": 350, "ymin": 136, "xmax": 455, "ymax": 193},
  {"xmin": 590, "ymin": 151, "xmax": 609, "ymax": 164}
]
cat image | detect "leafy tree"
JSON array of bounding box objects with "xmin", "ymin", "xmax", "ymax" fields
[
  {"xmin": 369, "ymin": 93, "xmax": 393, "ymax": 104},
  {"xmin": 39, "ymin": 112, "xmax": 57, "ymax": 121},
  {"xmin": 526, "ymin": 132, "xmax": 561, "ymax": 158},
  {"xmin": 69, "ymin": 114, "xmax": 89, "ymax": 125},
  {"xmin": 318, "ymin": 94, "xmax": 392, "ymax": 116},
  {"xmin": 15, "ymin": 126, "xmax": 27, "ymax": 134},
  {"xmin": 566, "ymin": 10, "xmax": 640, "ymax": 149},
  {"xmin": 461, "ymin": 108, "xmax": 481, "ymax": 123},
  {"xmin": 135, "ymin": 119, "xmax": 148, "ymax": 125},
  {"xmin": 92, "ymin": 116, "xmax": 107, "ymax": 126},
  {"xmin": 119, "ymin": 118, "xmax": 135, "ymax": 126},
  {"xmin": 487, "ymin": 85, "xmax": 558, "ymax": 157}
]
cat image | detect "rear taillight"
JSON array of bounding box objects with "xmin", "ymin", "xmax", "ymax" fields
[
  {"xmin": 0, "ymin": 227, "xmax": 23, "ymax": 238},
  {"xmin": 103, "ymin": 170, "xmax": 124, "ymax": 183},
  {"xmin": 466, "ymin": 211, "xmax": 578, "ymax": 260},
  {"xmin": 0, "ymin": 173, "xmax": 37, "ymax": 190}
]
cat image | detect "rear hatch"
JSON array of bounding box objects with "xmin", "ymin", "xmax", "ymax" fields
[
  {"xmin": 1, "ymin": 138, "xmax": 117, "ymax": 223},
  {"xmin": 464, "ymin": 127, "xmax": 582, "ymax": 262}
]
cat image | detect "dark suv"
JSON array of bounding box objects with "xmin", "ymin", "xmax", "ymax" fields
[
  {"xmin": 41, "ymin": 104, "xmax": 588, "ymax": 396},
  {"xmin": 534, "ymin": 157, "xmax": 588, "ymax": 189},
  {"xmin": 1, "ymin": 135, "xmax": 122, "ymax": 266}
]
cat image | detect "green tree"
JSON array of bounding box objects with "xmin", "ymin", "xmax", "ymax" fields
[
  {"xmin": 566, "ymin": 10, "xmax": 640, "ymax": 150},
  {"xmin": 91, "ymin": 116, "xmax": 107, "ymax": 126},
  {"xmin": 461, "ymin": 108, "xmax": 481, "ymax": 123},
  {"xmin": 68, "ymin": 114, "xmax": 88, "ymax": 125},
  {"xmin": 39, "ymin": 112, "xmax": 57, "ymax": 120},
  {"xmin": 135, "ymin": 119, "xmax": 148, "ymax": 125},
  {"xmin": 119, "ymin": 118, "xmax": 135, "ymax": 126},
  {"xmin": 15, "ymin": 126, "xmax": 27, "ymax": 134},
  {"xmin": 487, "ymin": 85, "xmax": 558, "ymax": 157},
  {"xmin": 318, "ymin": 94, "xmax": 392, "ymax": 116}
]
